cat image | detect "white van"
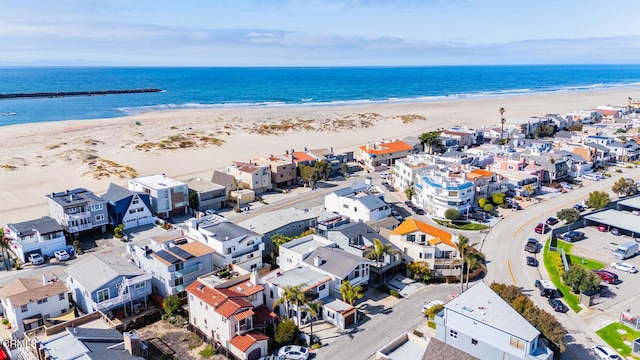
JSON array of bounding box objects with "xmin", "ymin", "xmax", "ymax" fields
[{"xmin": 379, "ymin": 172, "xmax": 390, "ymax": 179}]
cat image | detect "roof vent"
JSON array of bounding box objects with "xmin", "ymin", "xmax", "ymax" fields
[
  {"xmin": 197, "ymin": 285, "xmax": 205, "ymax": 292},
  {"xmin": 313, "ymin": 256, "xmax": 323, "ymax": 267},
  {"xmin": 236, "ymin": 286, "xmax": 243, "ymax": 292}
]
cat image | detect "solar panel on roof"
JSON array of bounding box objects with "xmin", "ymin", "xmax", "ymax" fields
[
  {"xmin": 155, "ymin": 250, "xmax": 180, "ymax": 264},
  {"xmin": 169, "ymin": 247, "xmax": 194, "ymax": 260}
]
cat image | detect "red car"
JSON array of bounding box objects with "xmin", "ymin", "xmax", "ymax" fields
[
  {"xmin": 597, "ymin": 224, "xmax": 608, "ymax": 232},
  {"xmin": 534, "ymin": 223, "xmax": 549, "ymax": 234}
]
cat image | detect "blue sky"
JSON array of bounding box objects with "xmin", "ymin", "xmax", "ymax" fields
[{"xmin": 1, "ymin": 0, "xmax": 639, "ymax": 66}]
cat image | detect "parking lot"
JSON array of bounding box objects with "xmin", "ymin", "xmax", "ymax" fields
[{"xmin": 556, "ymin": 223, "xmax": 640, "ymax": 315}]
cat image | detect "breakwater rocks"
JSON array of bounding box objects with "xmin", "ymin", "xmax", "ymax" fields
[{"xmin": 0, "ymin": 88, "xmax": 162, "ymax": 99}]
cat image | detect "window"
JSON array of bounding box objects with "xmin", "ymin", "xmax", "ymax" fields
[
  {"xmin": 59, "ymin": 293, "xmax": 65, "ymax": 300},
  {"xmin": 472, "ymin": 339, "xmax": 478, "ymax": 346},
  {"xmin": 189, "ymin": 294, "xmax": 194, "ymax": 301},
  {"xmin": 96, "ymin": 288, "xmax": 109, "ymax": 303},
  {"xmin": 318, "ymin": 284, "xmax": 326, "ymax": 291},
  {"xmin": 343, "ymin": 204, "xmax": 349, "ymax": 209},
  {"xmin": 95, "ymin": 214, "xmax": 105, "ymax": 222},
  {"xmin": 509, "ymin": 337, "xmax": 525, "ymax": 350},
  {"xmin": 419, "ymin": 253, "xmax": 422, "ymax": 259},
  {"xmin": 174, "ymin": 278, "xmax": 184, "ymax": 286},
  {"xmin": 424, "ymin": 253, "xmax": 433, "ymax": 259},
  {"xmin": 132, "ymin": 197, "xmax": 140, "ymax": 205},
  {"xmin": 90, "ymin": 203, "xmax": 103, "ymax": 211},
  {"xmin": 21, "ymin": 305, "xmax": 28, "ymax": 313},
  {"xmin": 129, "ymin": 209, "xmax": 136, "ymax": 214},
  {"xmin": 175, "ymin": 262, "xmax": 184, "ymax": 271},
  {"xmin": 407, "ymin": 234, "xmax": 415, "ymax": 242},
  {"xmin": 134, "ymin": 282, "xmax": 146, "ymax": 290}
]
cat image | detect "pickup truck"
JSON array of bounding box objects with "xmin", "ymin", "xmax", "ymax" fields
[{"xmin": 525, "ymin": 238, "xmax": 539, "ymax": 253}]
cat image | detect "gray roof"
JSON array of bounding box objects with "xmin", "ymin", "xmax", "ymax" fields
[
  {"xmin": 366, "ymin": 217, "xmax": 399, "ymax": 232},
  {"xmin": 328, "ymin": 221, "xmax": 381, "ymax": 244},
  {"xmin": 618, "ymin": 196, "xmax": 640, "ymax": 210},
  {"xmin": 210, "ymin": 170, "xmax": 236, "ymax": 187},
  {"xmin": 356, "ymin": 194, "xmax": 388, "ymax": 211},
  {"xmin": 304, "ymin": 247, "xmax": 374, "ymax": 279},
  {"xmin": 333, "ymin": 182, "xmax": 372, "ymax": 197},
  {"xmin": 423, "ymin": 337, "xmax": 478, "ymax": 360},
  {"xmin": 319, "ymin": 296, "xmax": 353, "ymax": 313},
  {"xmin": 186, "ymin": 178, "xmax": 226, "ymax": 192},
  {"xmin": 65, "ymin": 253, "xmax": 145, "ymax": 293},
  {"xmin": 584, "ymin": 209, "xmax": 640, "ymax": 234},
  {"xmin": 585, "ymin": 142, "xmax": 610, "ymax": 152},
  {"xmin": 237, "ymin": 207, "xmax": 318, "ymax": 235},
  {"xmin": 267, "ymin": 267, "xmax": 331, "ymax": 289},
  {"xmin": 41, "ymin": 327, "xmax": 144, "ymax": 360},
  {"xmin": 8, "ymin": 216, "xmax": 62, "ymax": 236},
  {"xmin": 102, "ymin": 183, "xmax": 137, "ymax": 202},
  {"xmin": 46, "ymin": 188, "xmax": 104, "ymax": 207},
  {"xmin": 280, "ymin": 235, "xmax": 335, "ymax": 256},
  {"xmin": 200, "ymin": 221, "xmax": 256, "ymax": 241},
  {"xmin": 444, "ymin": 282, "xmax": 539, "ymax": 341}
]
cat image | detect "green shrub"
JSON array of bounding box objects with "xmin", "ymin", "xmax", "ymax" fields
[
  {"xmin": 413, "ymin": 330, "xmax": 423, "ymax": 337},
  {"xmin": 2, "ymin": 318, "xmax": 8, "ymax": 325},
  {"xmin": 389, "ymin": 289, "xmax": 401, "ymax": 298},
  {"xmin": 483, "ymin": 203, "xmax": 494, "ymax": 212},
  {"xmin": 616, "ymin": 169, "xmax": 623, "ymax": 173},
  {"xmin": 427, "ymin": 321, "xmax": 436, "ymax": 329},
  {"xmin": 199, "ymin": 344, "xmax": 215, "ymax": 358},
  {"xmin": 274, "ymin": 319, "xmax": 299, "ymax": 345}
]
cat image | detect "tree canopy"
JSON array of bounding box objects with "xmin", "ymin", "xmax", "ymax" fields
[
  {"xmin": 444, "ymin": 208, "xmax": 460, "ymax": 221},
  {"xmin": 561, "ymin": 265, "xmax": 601, "ymax": 294},
  {"xmin": 407, "ymin": 261, "xmax": 432, "ymax": 283},
  {"xmin": 339, "ymin": 280, "xmax": 364, "ymax": 305},
  {"xmin": 612, "ymin": 178, "xmax": 638, "ymax": 197},
  {"xmin": 491, "ymin": 192, "xmax": 506, "ymax": 206},
  {"xmin": 556, "ymin": 208, "xmax": 581, "ymax": 224},
  {"xmin": 585, "ymin": 190, "xmax": 610, "ymax": 210},
  {"xmin": 419, "ymin": 131, "xmax": 443, "ymax": 154},
  {"xmin": 274, "ymin": 319, "xmax": 299, "ymax": 345}
]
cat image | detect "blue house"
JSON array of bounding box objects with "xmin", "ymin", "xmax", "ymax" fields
[
  {"xmin": 65, "ymin": 254, "xmax": 152, "ymax": 318},
  {"xmin": 102, "ymin": 183, "xmax": 155, "ymax": 230}
]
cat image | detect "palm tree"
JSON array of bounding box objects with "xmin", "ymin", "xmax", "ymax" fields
[
  {"xmin": 365, "ymin": 238, "xmax": 399, "ymax": 282},
  {"xmin": 455, "ymin": 235, "xmax": 479, "ymax": 293},
  {"xmin": 620, "ymin": 135, "xmax": 628, "ymax": 163},
  {"xmin": 303, "ymin": 299, "xmax": 323, "ymax": 342},
  {"xmin": 499, "ymin": 107, "xmax": 506, "ymax": 143},
  {"xmin": 274, "ymin": 284, "xmax": 307, "ymax": 326},
  {"xmin": 419, "ymin": 131, "xmax": 443, "ymax": 154},
  {"xmin": 339, "ymin": 280, "xmax": 363, "ymax": 305},
  {"xmin": 0, "ymin": 229, "xmax": 9, "ymax": 271}
]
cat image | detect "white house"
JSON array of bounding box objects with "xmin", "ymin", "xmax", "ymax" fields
[
  {"xmin": 324, "ymin": 183, "xmax": 391, "ymax": 222},
  {"xmin": 0, "ymin": 276, "xmax": 69, "ymax": 340},
  {"xmin": 413, "ymin": 169, "xmax": 475, "ymax": 217},
  {"xmin": 127, "ymin": 174, "xmax": 188, "ymax": 218},
  {"xmin": 435, "ymin": 282, "xmax": 553, "ymax": 360},
  {"xmin": 127, "ymin": 230, "xmax": 215, "ymax": 298},
  {"xmin": 226, "ymin": 161, "xmax": 272, "ymax": 195},
  {"xmin": 357, "ymin": 139, "xmax": 414, "ymax": 172},
  {"xmin": 186, "ymin": 271, "xmax": 276, "ymax": 360},
  {"xmin": 187, "ymin": 215, "xmax": 264, "ymax": 271},
  {"xmin": 5, "ymin": 216, "xmax": 66, "ymax": 263}
]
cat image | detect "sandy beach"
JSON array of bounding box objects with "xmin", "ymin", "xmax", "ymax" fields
[{"xmin": 1, "ymin": 88, "xmax": 639, "ymax": 225}]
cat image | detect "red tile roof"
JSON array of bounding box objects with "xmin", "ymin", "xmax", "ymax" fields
[
  {"xmin": 233, "ymin": 309, "xmax": 255, "ymax": 321},
  {"xmin": 229, "ymin": 331, "xmax": 270, "ymax": 352},
  {"xmin": 292, "ymin": 151, "xmax": 316, "ymax": 162},
  {"xmin": 391, "ymin": 218, "xmax": 456, "ymax": 248},
  {"xmin": 186, "ymin": 280, "xmax": 262, "ymax": 319},
  {"xmin": 359, "ymin": 141, "xmax": 412, "ymax": 155}
]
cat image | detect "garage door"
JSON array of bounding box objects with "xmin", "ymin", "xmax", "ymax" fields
[
  {"xmin": 124, "ymin": 218, "xmax": 138, "ymax": 229},
  {"xmin": 247, "ymin": 348, "xmax": 261, "ymax": 360},
  {"xmin": 137, "ymin": 216, "xmax": 153, "ymax": 227},
  {"xmin": 345, "ymin": 312, "xmax": 355, "ymax": 327}
]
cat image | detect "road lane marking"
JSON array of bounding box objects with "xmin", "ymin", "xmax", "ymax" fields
[{"xmin": 508, "ymin": 260, "xmax": 516, "ymax": 284}]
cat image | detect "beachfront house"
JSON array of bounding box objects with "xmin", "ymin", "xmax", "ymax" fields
[
  {"xmin": 254, "ymin": 154, "xmax": 297, "ymax": 189},
  {"xmin": 187, "ymin": 215, "xmax": 264, "ymax": 271},
  {"xmin": 389, "ymin": 219, "xmax": 460, "ymax": 276},
  {"xmin": 324, "ymin": 182, "xmax": 391, "ymax": 223},
  {"xmin": 210, "ymin": 170, "xmax": 239, "ymax": 202},
  {"xmin": 46, "ymin": 188, "xmax": 109, "ymax": 237},
  {"xmin": 226, "ymin": 161, "xmax": 272, "ymax": 195},
  {"xmin": 412, "ymin": 169, "xmax": 474, "ymax": 218},
  {"xmin": 434, "ymin": 282, "xmax": 553, "ymax": 360},
  {"xmin": 127, "ymin": 174, "xmax": 189, "ymax": 219},
  {"xmin": 357, "ymin": 139, "xmax": 414, "ymax": 172},
  {"xmin": 236, "ymin": 207, "xmax": 319, "ymax": 258},
  {"xmin": 0, "ymin": 276, "xmax": 69, "ymax": 340},
  {"xmin": 187, "ymin": 271, "xmax": 276, "ymax": 360},
  {"xmin": 65, "ymin": 254, "xmax": 152, "ymax": 318},
  {"xmin": 101, "ymin": 183, "xmax": 155, "ymax": 230},
  {"xmin": 127, "ymin": 230, "xmax": 215, "ymax": 298},
  {"xmin": 5, "ymin": 216, "xmax": 66, "ymax": 263},
  {"xmin": 185, "ymin": 177, "xmax": 227, "ymax": 212},
  {"xmin": 464, "ymin": 168, "xmax": 508, "ymax": 202}
]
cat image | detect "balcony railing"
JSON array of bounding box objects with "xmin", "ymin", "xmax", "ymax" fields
[
  {"xmin": 65, "ymin": 211, "xmax": 91, "ymax": 221},
  {"xmin": 68, "ymin": 223, "xmax": 93, "ymax": 233},
  {"xmin": 95, "ymin": 273, "xmax": 151, "ymax": 311},
  {"xmin": 232, "ymin": 244, "xmax": 262, "ymax": 259},
  {"xmin": 175, "ymin": 263, "xmax": 202, "ymax": 277}
]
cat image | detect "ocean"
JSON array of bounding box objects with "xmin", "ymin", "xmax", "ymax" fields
[{"xmin": 1, "ymin": 65, "xmax": 640, "ymax": 127}]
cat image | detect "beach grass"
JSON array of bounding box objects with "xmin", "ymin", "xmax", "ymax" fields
[{"xmin": 595, "ymin": 322, "xmax": 640, "ymax": 359}]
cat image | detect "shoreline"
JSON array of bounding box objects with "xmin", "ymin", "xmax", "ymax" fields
[{"xmin": 1, "ymin": 87, "xmax": 639, "ymax": 225}]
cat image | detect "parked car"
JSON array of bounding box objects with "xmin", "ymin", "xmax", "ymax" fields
[
  {"xmin": 277, "ymin": 345, "xmax": 309, "ymax": 360},
  {"xmin": 54, "ymin": 250, "xmax": 70, "ymax": 261},
  {"xmin": 422, "ymin": 300, "xmax": 444, "ymax": 314},
  {"xmin": 534, "ymin": 223, "xmax": 549, "ymax": 234},
  {"xmin": 597, "ymin": 224, "xmax": 608, "ymax": 232},
  {"xmin": 28, "ymin": 253, "xmax": 44, "ymax": 265},
  {"xmin": 633, "ymin": 210, "xmax": 640, "ymax": 216},
  {"xmin": 380, "ymin": 172, "xmax": 390, "ymax": 179},
  {"xmin": 545, "ymin": 217, "xmax": 559, "ymax": 226},
  {"xmin": 593, "ymin": 270, "xmax": 619, "ymax": 284},
  {"xmin": 404, "ymin": 201, "xmax": 412, "ymax": 206},
  {"xmin": 611, "ymin": 227, "xmax": 621, "ymax": 236},
  {"xmin": 525, "ymin": 238, "xmax": 539, "ymax": 253},
  {"xmin": 526, "ymin": 256, "xmax": 539, "ymax": 267},
  {"xmin": 548, "ymin": 298, "xmax": 566, "ymax": 312},
  {"xmin": 582, "ymin": 174, "xmax": 599, "ymax": 181},
  {"xmin": 560, "ymin": 182, "xmax": 573, "ymax": 190},
  {"xmin": 561, "ymin": 231, "xmax": 585, "ymax": 243},
  {"xmin": 574, "ymin": 204, "xmax": 587, "ymax": 212},
  {"xmin": 416, "ymin": 209, "xmax": 425, "ymax": 215},
  {"xmin": 591, "ymin": 345, "xmax": 620, "ymax": 359},
  {"xmin": 610, "ymin": 262, "xmax": 638, "ymax": 273}
]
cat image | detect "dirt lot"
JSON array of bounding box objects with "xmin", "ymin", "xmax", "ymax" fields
[{"xmin": 137, "ymin": 319, "xmax": 229, "ymax": 360}]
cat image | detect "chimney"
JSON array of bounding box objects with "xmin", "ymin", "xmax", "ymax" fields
[
  {"xmin": 250, "ymin": 269, "xmax": 260, "ymax": 286},
  {"xmin": 123, "ymin": 331, "xmax": 141, "ymax": 356},
  {"xmin": 314, "ymin": 256, "xmax": 323, "ymax": 267}
]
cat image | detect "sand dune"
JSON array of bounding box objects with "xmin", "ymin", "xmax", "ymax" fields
[{"xmin": 1, "ymin": 88, "xmax": 638, "ymax": 224}]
